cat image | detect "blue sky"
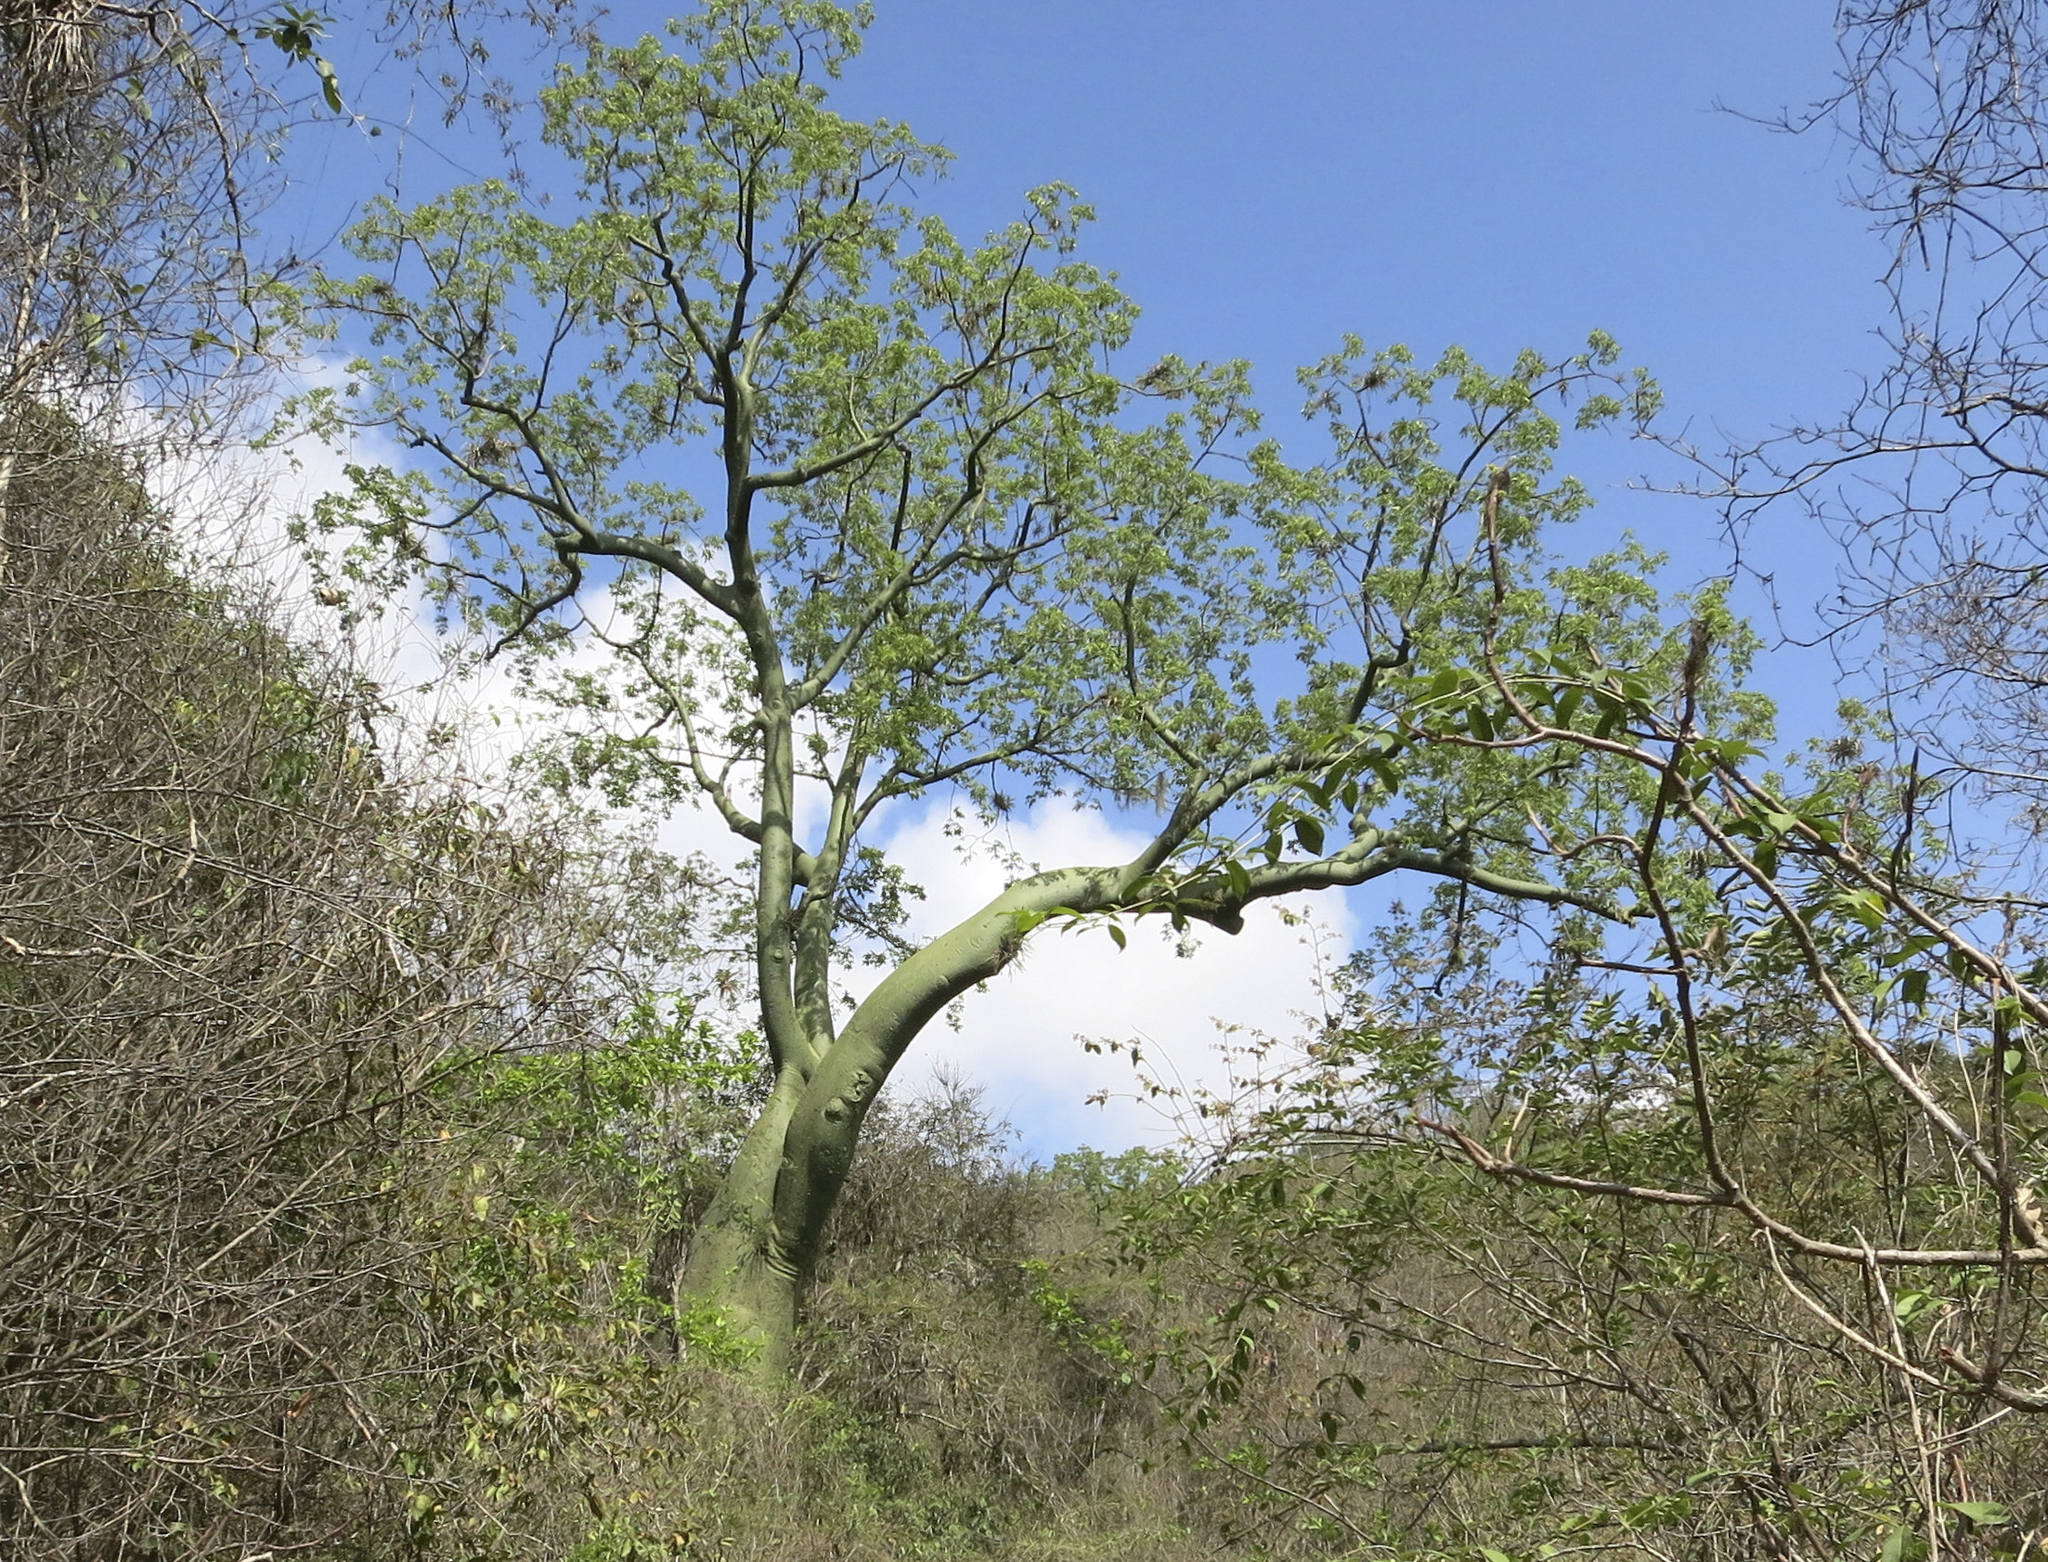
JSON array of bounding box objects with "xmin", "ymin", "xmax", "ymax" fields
[
  {"xmin": 278, "ymin": 4, "xmax": 1901, "ymax": 1156},
  {"xmin": 304, "ymin": 4, "xmax": 1886, "ymax": 502},
  {"xmin": 834, "ymin": 6, "xmax": 1879, "ymax": 504},
  {"xmin": 297, "ymin": 3, "xmax": 1889, "ymax": 633},
  {"xmin": 828, "ymin": 4, "xmax": 1877, "ymax": 429}
]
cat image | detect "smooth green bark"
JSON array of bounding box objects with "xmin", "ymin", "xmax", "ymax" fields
[{"xmin": 676, "ymin": 843, "xmax": 1603, "ymax": 1366}]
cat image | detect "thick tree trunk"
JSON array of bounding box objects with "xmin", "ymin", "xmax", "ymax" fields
[
  {"xmin": 673, "ymin": 825, "xmax": 1566, "ymax": 1373},
  {"xmin": 675, "ymin": 1067, "xmax": 809, "ymax": 1373},
  {"xmin": 675, "ymin": 874, "xmax": 1091, "ymax": 1373},
  {"xmin": 674, "ymin": 1031, "xmax": 921, "ymax": 1374}
]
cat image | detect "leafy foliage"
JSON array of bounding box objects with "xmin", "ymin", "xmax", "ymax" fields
[{"xmin": 283, "ymin": 3, "xmax": 1750, "ymax": 1375}]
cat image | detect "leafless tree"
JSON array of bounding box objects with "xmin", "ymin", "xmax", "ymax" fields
[{"xmin": 1693, "ymin": 4, "xmax": 2048, "ymax": 808}]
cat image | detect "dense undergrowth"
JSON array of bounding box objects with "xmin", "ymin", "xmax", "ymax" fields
[
  {"xmin": 9, "ymin": 414, "xmax": 2047, "ymax": 1561},
  {"xmin": 0, "ymin": 414, "xmax": 1228, "ymax": 1560}
]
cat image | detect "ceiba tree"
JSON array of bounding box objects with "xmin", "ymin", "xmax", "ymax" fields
[{"xmin": 308, "ymin": 0, "xmax": 1693, "ymax": 1369}]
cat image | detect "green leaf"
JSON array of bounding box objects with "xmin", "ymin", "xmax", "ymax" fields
[
  {"xmin": 1943, "ymin": 1501, "xmax": 2010, "ymax": 1526},
  {"xmin": 1293, "ymin": 816, "xmax": 1326, "ymax": 857},
  {"xmin": 1892, "ymin": 1290, "xmax": 1944, "ymax": 1325}
]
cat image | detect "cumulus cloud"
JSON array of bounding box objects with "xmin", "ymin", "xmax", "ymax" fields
[{"xmin": 872, "ymin": 802, "xmax": 1357, "ymax": 1158}]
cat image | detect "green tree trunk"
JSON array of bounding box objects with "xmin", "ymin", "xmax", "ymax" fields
[
  {"xmin": 677, "ymin": 1069, "xmax": 807, "ymax": 1373},
  {"xmin": 675, "ymin": 891, "xmax": 1036, "ymax": 1371}
]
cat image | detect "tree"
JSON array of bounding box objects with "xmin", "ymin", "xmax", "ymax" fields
[
  {"xmin": 1708, "ymin": 3, "xmax": 2048, "ymax": 800},
  {"xmin": 303, "ymin": 0, "xmax": 1696, "ymax": 1371},
  {"xmin": 1041, "ymin": 10, "xmax": 2048, "ymax": 1551},
  {"xmin": 0, "ymin": 0, "xmax": 285, "ymax": 587},
  {"xmin": 0, "ymin": 5, "xmax": 780, "ymax": 1552},
  {"xmin": 1118, "ymin": 640, "xmax": 2048, "ymax": 1557},
  {"xmin": 0, "ymin": 406, "xmax": 724, "ymax": 1556},
  {"xmin": 0, "ymin": 0, "xmax": 604, "ymax": 569},
  {"xmin": 0, "ymin": 0, "xmax": 281, "ymax": 408}
]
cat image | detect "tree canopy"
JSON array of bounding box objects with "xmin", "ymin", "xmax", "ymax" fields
[{"xmin": 297, "ymin": 0, "xmax": 1737, "ymax": 1368}]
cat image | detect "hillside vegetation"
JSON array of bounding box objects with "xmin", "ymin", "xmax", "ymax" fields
[{"xmin": 10, "ymin": 3, "xmax": 2048, "ymax": 1559}]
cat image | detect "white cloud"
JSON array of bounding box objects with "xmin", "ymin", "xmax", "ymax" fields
[
  {"xmin": 873, "ymin": 801, "xmax": 1357, "ymax": 1158},
  {"xmin": 156, "ymin": 378, "xmax": 518, "ymax": 767},
  {"xmin": 162, "ymin": 386, "xmax": 635, "ymax": 798}
]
